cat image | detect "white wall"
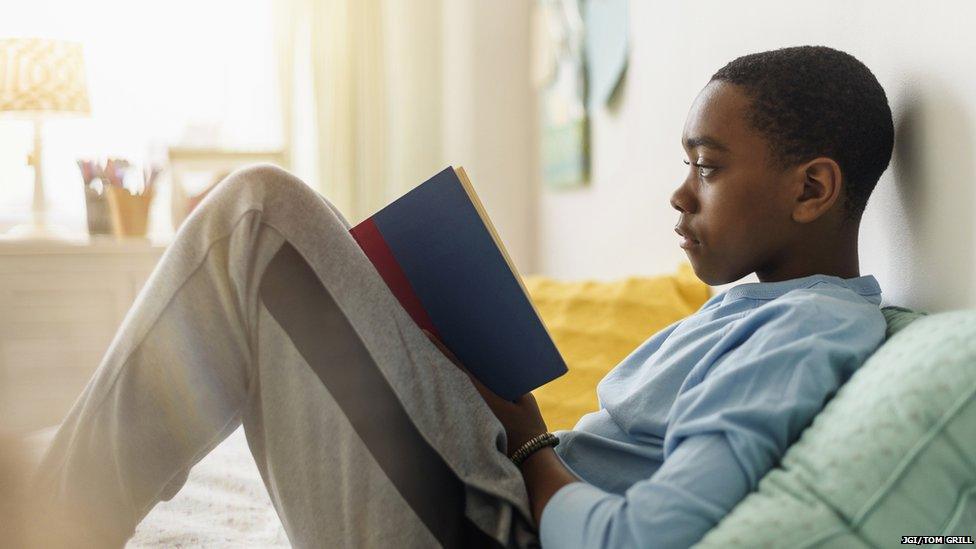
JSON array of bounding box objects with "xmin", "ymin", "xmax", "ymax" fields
[
  {"xmin": 536, "ymin": 0, "xmax": 976, "ymax": 313},
  {"xmin": 442, "ymin": 0, "xmax": 537, "ymax": 274}
]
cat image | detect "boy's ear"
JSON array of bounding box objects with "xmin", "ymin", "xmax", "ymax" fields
[{"xmin": 792, "ymin": 157, "xmax": 843, "ymax": 223}]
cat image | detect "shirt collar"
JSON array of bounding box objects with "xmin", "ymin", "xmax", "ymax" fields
[{"xmin": 721, "ymin": 273, "xmax": 882, "ymax": 305}]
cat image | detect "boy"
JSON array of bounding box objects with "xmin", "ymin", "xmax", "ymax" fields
[
  {"xmin": 448, "ymin": 44, "xmax": 895, "ymax": 548},
  {"xmin": 33, "ymin": 44, "xmax": 892, "ymax": 548}
]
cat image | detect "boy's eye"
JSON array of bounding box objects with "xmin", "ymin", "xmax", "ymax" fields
[{"xmin": 683, "ymin": 159, "xmax": 716, "ymax": 178}]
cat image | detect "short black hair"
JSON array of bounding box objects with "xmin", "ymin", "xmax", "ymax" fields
[{"xmin": 710, "ymin": 45, "xmax": 894, "ymax": 223}]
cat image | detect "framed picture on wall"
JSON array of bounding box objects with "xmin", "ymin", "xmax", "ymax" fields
[{"xmin": 536, "ymin": 0, "xmax": 589, "ymax": 189}]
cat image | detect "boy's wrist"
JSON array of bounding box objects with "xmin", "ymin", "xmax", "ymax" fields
[
  {"xmin": 517, "ymin": 447, "xmax": 580, "ymax": 528},
  {"xmin": 509, "ymin": 432, "xmax": 559, "ymax": 466},
  {"xmin": 518, "ymin": 445, "xmax": 558, "ymax": 471}
]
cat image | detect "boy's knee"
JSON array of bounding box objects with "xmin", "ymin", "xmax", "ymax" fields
[
  {"xmin": 215, "ymin": 163, "xmax": 305, "ymax": 198},
  {"xmin": 203, "ymin": 163, "xmax": 349, "ymax": 229}
]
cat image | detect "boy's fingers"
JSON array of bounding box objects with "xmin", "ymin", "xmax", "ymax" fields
[
  {"xmin": 422, "ymin": 330, "xmax": 453, "ymax": 358},
  {"xmin": 421, "ymin": 330, "xmax": 506, "ymax": 403},
  {"xmin": 420, "ymin": 329, "xmax": 519, "ymax": 407},
  {"xmin": 423, "ymin": 329, "xmax": 467, "ymax": 369},
  {"xmin": 468, "ymin": 373, "xmax": 509, "ymax": 407}
]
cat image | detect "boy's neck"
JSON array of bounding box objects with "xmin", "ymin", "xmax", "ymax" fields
[{"xmin": 756, "ymin": 224, "xmax": 861, "ymax": 283}]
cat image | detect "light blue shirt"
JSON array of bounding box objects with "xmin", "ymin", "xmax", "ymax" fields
[{"xmin": 540, "ymin": 273, "xmax": 886, "ymax": 548}]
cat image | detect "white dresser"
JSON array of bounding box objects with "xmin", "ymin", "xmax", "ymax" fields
[{"xmin": 0, "ymin": 236, "xmax": 169, "ymax": 433}]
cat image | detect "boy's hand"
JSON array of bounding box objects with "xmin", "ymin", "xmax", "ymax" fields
[
  {"xmin": 422, "ymin": 329, "xmax": 579, "ymax": 529},
  {"xmin": 422, "ymin": 330, "xmax": 549, "ymax": 455}
]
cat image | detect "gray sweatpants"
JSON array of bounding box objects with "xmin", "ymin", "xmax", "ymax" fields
[{"xmin": 32, "ymin": 165, "xmax": 538, "ymax": 548}]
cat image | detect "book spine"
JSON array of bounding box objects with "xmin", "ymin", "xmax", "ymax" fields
[{"xmin": 350, "ymin": 219, "xmax": 441, "ymax": 338}]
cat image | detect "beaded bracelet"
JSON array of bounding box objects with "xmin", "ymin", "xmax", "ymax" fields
[{"xmin": 510, "ymin": 432, "xmax": 560, "ymax": 466}]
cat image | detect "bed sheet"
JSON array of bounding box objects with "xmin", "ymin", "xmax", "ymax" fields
[{"xmin": 25, "ymin": 425, "xmax": 289, "ymax": 547}]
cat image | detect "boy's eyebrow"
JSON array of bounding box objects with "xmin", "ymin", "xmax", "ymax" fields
[{"xmin": 682, "ymin": 135, "xmax": 731, "ymax": 152}]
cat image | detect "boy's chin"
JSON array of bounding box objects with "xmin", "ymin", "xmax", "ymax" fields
[{"xmin": 687, "ymin": 259, "xmax": 745, "ymax": 287}]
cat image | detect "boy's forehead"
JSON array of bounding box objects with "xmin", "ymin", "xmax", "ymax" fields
[{"xmin": 681, "ymin": 82, "xmax": 751, "ymax": 152}]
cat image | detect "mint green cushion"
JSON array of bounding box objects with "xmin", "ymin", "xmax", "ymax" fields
[
  {"xmin": 696, "ymin": 308, "xmax": 976, "ymax": 548},
  {"xmin": 881, "ymin": 305, "xmax": 929, "ymax": 339}
]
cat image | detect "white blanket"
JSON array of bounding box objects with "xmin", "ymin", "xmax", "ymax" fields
[{"xmin": 27, "ymin": 426, "xmax": 289, "ymax": 547}]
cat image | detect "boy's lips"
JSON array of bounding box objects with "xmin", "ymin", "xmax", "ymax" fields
[{"xmin": 674, "ymin": 225, "xmax": 700, "ymax": 248}]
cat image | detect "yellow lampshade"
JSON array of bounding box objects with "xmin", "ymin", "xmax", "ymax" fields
[{"xmin": 0, "ymin": 37, "xmax": 90, "ymax": 117}]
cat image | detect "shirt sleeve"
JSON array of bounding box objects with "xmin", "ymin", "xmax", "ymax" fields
[{"xmin": 538, "ymin": 293, "xmax": 885, "ymax": 548}]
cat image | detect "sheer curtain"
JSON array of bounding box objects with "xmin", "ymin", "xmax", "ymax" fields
[
  {"xmin": 0, "ymin": 0, "xmax": 472, "ymax": 235},
  {"xmin": 276, "ymin": 0, "xmax": 446, "ymax": 224}
]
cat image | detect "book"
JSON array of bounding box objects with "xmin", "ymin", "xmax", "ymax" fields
[{"xmin": 350, "ymin": 166, "xmax": 567, "ymax": 400}]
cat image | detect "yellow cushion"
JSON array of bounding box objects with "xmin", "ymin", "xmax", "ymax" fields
[{"xmin": 525, "ymin": 263, "xmax": 711, "ymax": 431}]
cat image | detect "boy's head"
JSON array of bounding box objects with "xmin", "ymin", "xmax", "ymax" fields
[{"xmin": 671, "ymin": 45, "xmax": 894, "ymax": 285}]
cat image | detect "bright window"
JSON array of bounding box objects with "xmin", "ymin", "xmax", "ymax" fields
[{"xmin": 0, "ymin": 0, "xmax": 282, "ymax": 235}]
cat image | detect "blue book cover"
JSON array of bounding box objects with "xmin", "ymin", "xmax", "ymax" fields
[{"xmin": 351, "ymin": 166, "xmax": 567, "ymax": 400}]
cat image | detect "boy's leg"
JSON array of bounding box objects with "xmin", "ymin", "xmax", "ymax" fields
[{"xmin": 31, "ymin": 165, "xmax": 535, "ymax": 548}]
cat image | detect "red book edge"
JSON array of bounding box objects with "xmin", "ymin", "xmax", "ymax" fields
[{"xmin": 350, "ymin": 218, "xmax": 441, "ymax": 339}]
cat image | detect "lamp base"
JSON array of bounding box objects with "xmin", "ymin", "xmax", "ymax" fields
[{"xmin": 3, "ymin": 221, "xmax": 80, "ymax": 241}]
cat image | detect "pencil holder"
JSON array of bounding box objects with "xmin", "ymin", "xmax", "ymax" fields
[
  {"xmin": 83, "ymin": 184, "xmax": 113, "ymax": 235},
  {"xmin": 105, "ymin": 184, "xmax": 155, "ymax": 238}
]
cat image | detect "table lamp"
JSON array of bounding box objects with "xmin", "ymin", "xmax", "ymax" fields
[{"xmin": 0, "ymin": 37, "xmax": 91, "ymax": 239}]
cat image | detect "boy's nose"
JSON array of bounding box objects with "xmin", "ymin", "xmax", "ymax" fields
[{"xmin": 670, "ymin": 184, "xmax": 697, "ymax": 214}]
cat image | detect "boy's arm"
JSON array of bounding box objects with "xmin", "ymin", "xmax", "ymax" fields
[
  {"xmin": 537, "ymin": 432, "xmax": 751, "ymax": 548},
  {"xmin": 534, "ymin": 296, "xmax": 886, "ymax": 547},
  {"xmin": 427, "ymin": 294, "xmax": 885, "ymax": 547},
  {"xmin": 518, "ymin": 447, "xmax": 581, "ymax": 526}
]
